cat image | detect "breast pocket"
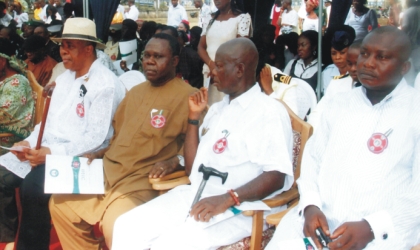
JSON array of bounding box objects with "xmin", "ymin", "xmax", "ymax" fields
[{"xmin": 138, "ymin": 107, "xmax": 172, "ymax": 139}]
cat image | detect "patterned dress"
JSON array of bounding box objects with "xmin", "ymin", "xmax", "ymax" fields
[{"xmin": 0, "ymin": 74, "xmax": 34, "ymax": 155}]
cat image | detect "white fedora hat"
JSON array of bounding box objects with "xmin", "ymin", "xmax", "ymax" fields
[{"xmin": 51, "ymin": 18, "xmax": 106, "ymax": 50}]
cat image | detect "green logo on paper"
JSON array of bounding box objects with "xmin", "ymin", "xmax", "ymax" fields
[{"xmin": 50, "ymin": 169, "xmax": 59, "ymax": 177}]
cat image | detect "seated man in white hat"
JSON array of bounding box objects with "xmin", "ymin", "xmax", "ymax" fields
[
  {"xmin": 49, "ymin": 32, "xmax": 197, "ymax": 250},
  {"xmin": 266, "ymin": 26, "xmax": 420, "ymax": 250},
  {"xmin": 0, "ymin": 18, "xmax": 125, "ymax": 250}
]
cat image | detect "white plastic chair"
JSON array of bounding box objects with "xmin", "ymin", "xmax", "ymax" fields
[
  {"xmin": 272, "ymin": 76, "xmax": 317, "ymax": 120},
  {"xmin": 118, "ymin": 71, "xmax": 146, "ymax": 91}
]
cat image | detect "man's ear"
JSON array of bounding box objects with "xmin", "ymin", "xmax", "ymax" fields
[
  {"xmin": 401, "ymin": 60, "xmax": 411, "ymax": 76},
  {"xmin": 172, "ymin": 55, "xmax": 180, "ymax": 68},
  {"xmin": 85, "ymin": 44, "xmax": 94, "ymax": 55},
  {"xmin": 236, "ymin": 63, "xmax": 245, "ymax": 78}
]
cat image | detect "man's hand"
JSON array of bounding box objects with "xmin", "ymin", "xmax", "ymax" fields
[
  {"xmin": 328, "ymin": 221, "xmax": 374, "ymax": 250},
  {"xmin": 10, "ymin": 141, "xmax": 30, "ymax": 161},
  {"xmin": 149, "ymin": 157, "xmax": 179, "ymax": 178},
  {"xmin": 83, "ymin": 147, "xmax": 108, "ymax": 165},
  {"xmin": 188, "ymin": 87, "xmax": 208, "ymax": 120},
  {"xmin": 190, "ymin": 193, "xmax": 234, "ymax": 222},
  {"xmin": 259, "ymin": 65, "xmax": 274, "ymax": 95},
  {"xmin": 23, "ymin": 147, "xmax": 51, "ymax": 167},
  {"xmin": 303, "ymin": 205, "xmax": 330, "ymax": 250}
]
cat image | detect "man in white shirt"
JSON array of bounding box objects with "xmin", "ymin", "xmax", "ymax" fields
[
  {"xmin": 167, "ymin": 0, "xmax": 188, "ymax": 27},
  {"xmin": 112, "ymin": 38, "xmax": 294, "ymax": 250},
  {"xmin": 37, "ymin": 0, "xmax": 49, "ymax": 23},
  {"xmin": 266, "ymin": 27, "xmax": 420, "ymax": 250},
  {"xmin": 124, "ymin": 0, "xmax": 139, "ymax": 21},
  {"xmin": 278, "ymin": 0, "xmax": 299, "ymax": 35},
  {"xmin": 194, "ymin": 0, "xmax": 212, "ymax": 29},
  {"xmin": 0, "ymin": 18, "xmax": 125, "ymax": 250}
]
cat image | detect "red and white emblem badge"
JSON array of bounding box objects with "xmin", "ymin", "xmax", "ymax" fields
[
  {"xmin": 367, "ymin": 129, "xmax": 393, "ymax": 154},
  {"xmin": 213, "ymin": 138, "xmax": 228, "ymax": 154},
  {"xmin": 151, "ymin": 114, "xmax": 166, "ymax": 128},
  {"xmin": 76, "ymin": 103, "xmax": 85, "ymax": 118},
  {"xmin": 213, "ymin": 130, "xmax": 230, "ymax": 154}
]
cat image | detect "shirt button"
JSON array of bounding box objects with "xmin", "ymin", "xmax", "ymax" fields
[{"xmin": 383, "ymin": 233, "xmax": 388, "ymax": 240}]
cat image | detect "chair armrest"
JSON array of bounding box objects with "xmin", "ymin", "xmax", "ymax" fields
[
  {"xmin": 0, "ymin": 133, "xmax": 14, "ymax": 137},
  {"xmin": 149, "ymin": 170, "xmax": 188, "ymax": 184},
  {"xmin": 151, "ymin": 176, "xmax": 191, "ymax": 191},
  {"xmin": 266, "ymin": 202, "xmax": 298, "ymax": 225},
  {"xmin": 242, "ymin": 188, "xmax": 299, "ymax": 217},
  {"xmin": 262, "ymin": 187, "xmax": 299, "ymax": 208}
]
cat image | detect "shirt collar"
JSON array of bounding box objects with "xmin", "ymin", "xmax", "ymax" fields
[
  {"xmin": 360, "ymin": 78, "xmax": 408, "ymax": 106},
  {"xmin": 297, "ymin": 58, "xmax": 318, "ymax": 69},
  {"xmin": 221, "ymin": 83, "xmax": 261, "ymax": 109},
  {"xmin": 74, "ymin": 58, "xmax": 101, "ymax": 81}
]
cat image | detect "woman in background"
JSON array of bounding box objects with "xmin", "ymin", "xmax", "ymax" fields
[
  {"xmin": 284, "ymin": 30, "xmax": 321, "ymax": 91},
  {"xmin": 0, "ymin": 38, "xmax": 34, "ymax": 157},
  {"xmin": 344, "ymin": 0, "xmax": 378, "ymax": 42},
  {"xmin": 197, "ymin": 0, "xmax": 252, "ymax": 105}
]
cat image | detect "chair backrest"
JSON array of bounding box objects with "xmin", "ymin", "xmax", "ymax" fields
[
  {"xmin": 278, "ymin": 100, "xmax": 313, "ymax": 186},
  {"xmin": 293, "ymin": 78, "xmax": 318, "ymax": 119},
  {"xmin": 118, "ymin": 70, "xmax": 147, "ymax": 91},
  {"xmin": 27, "ymin": 70, "xmax": 45, "ymax": 126}
]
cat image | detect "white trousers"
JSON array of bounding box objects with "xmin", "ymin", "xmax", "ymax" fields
[{"xmin": 112, "ymin": 185, "xmax": 253, "ymax": 250}]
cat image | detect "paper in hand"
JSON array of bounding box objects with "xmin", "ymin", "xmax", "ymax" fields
[{"xmin": 0, "ymin": 145, "xmax": 30, "ymax": 152}]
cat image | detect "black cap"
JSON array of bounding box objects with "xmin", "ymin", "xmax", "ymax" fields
[{"xmin": 331, "ymin": 25, "xmax": 356, "ymax": 51}]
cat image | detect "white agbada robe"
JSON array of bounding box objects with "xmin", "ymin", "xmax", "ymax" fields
[
  {"xmin": 112, "ymin": 84, "xmax": 294, "ymax": 250},
  {"xmin": 266, "ymin": 79, "xmax": 420, "ymax": 249},
  {"xmin": 0, "ymin": 59, "xmax": 125, "ymax": 178}
]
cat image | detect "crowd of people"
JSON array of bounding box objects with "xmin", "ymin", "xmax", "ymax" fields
[{"xmin": 0, "ymin": 0, "xmax": 420, "ymax": 249}]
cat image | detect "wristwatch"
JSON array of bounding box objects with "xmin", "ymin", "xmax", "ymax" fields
[{"xmin": 177, "ymin": 154, "xmax": 185, "ymax": 167}]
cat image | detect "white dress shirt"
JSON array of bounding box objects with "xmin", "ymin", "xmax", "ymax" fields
[
  {"xmin": 167, "ymin": 4, "xmax": 188, "ymax": 27},
  {"xmin": 124, "ymin": 5, "xmax": 139, "ymax": 21},
  {"xmin": 198, "ymin": 3, "xmax": 212, "ymax": 29},
  {"xmin": 12, "ymin": 11, "xmax": 28, "ymax": 28},
  {"xmin": 190, "ymin": 84, "xmax": 294, "ymax": 200},
  {"xmin": 298, "ymin": 79, "xmax": 420, "ymax": 248},
  {"xmin": 280, "ymin": 9, "xmax": 299, "ymax": 35},
  {"xmin": 39, "ymin": 4, "xmax": 48, "ymax": 22},
  {"xmin": 0, "ymin": 59, "xmax": 126, "ymax": 178}
]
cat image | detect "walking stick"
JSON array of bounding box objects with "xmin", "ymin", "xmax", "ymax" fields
[{"xmin": 35, "ymin": 87, "xmax": 54, "ymax": 150}]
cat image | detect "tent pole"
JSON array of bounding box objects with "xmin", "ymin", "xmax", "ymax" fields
[{"xmin": 316, "ymin": 0, "xmax": 324, "ymax": 100}]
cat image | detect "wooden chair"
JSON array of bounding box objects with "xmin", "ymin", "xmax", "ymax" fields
[{"xmin": 148, "ymin": 100, "xmax": 313, "ymax": 250}]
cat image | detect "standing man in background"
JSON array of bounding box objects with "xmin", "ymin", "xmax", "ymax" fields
[
  {"xmin": 278, "ymin": 0, "xmax": 299, "ymax": 35},
  {"xmin": 194, "ymin": 0, "xmax": 212, "ymax": 29},
  {"xmin": 167, "ymin": 0, "xmax": 188, "ymax": 27},
  {"xmin": 124, "ymin": 0, "xmax": 139, "ymax": 21}
]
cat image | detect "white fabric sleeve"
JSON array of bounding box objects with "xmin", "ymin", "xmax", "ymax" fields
[
  {"xmin": 363, "ymin": 210, "xmax": 395, "ymax": 242},
  {"xmin": 344, "ymin": 9, "xmax": 351, "ymax": 25},
  {"xmin": 297, "ymin": 99, "xmax": 334, "ymax": 214},
  {"xmin": 46, "ymin": 87, "xmax": 116, "ymax": 156},
  {"xmin": 236, "ymin": 13, "xmax": 252, "ymax": 37}
]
